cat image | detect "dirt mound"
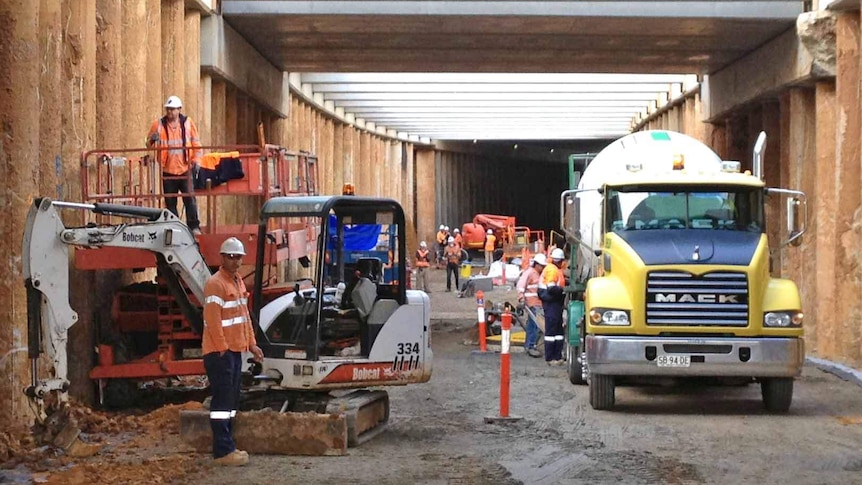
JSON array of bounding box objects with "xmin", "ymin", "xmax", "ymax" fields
[
  {"xmin": 4, "ymin": 400, "xmax": 207, "ymax": 484},
  {"xmin": 138, "ymin": 401, "xmax": 204, "ymax": 435},
  {"xmin": 0, "ymin": 427, "xmax": 44, "ymax": 467},
  {"xmin": 31, "ymin": 455, "xmax": 204, "ymax": 485},
  {"xmin": 67, "ymin": 399, "xmax": 204, "ymax": 437}
]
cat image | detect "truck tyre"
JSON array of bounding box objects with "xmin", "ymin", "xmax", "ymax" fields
[
  {"xmin": 589, "ymin": 374, "xmax": 615, "ymax": 410},
  {"xmin": 567, "ymin": 343, "xmax": 586, "ymax": 385},
  {"xmin": 761, "ymin": 377, "xmax": 793, "ymax": 412}
]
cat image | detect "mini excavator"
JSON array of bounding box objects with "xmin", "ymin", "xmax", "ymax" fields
[{"xmin": 22, "ymin": 196, "xmax": 432, "ymax": 452}]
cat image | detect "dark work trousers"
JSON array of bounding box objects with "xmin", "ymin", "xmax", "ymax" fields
[
  {"xmin": 542, "ymin": 300, "xmax": 565, "ymax": 362},
  {"xmin": 162, "ymin": 173, "xmax": 200, "ymax": 230},
  {"xmin": 204, "ymin": 350, "xmax": 242, "ymax": 458},
  {"xmin": 446, "ymin": 262, "xmax": 460, "ymax": 291}
]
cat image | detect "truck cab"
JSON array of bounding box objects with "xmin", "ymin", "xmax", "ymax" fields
[{"xmin": 561, "ymin": 130, "xmax": 807, "ymax": 411}]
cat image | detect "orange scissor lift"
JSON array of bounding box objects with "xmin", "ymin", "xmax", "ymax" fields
[{"xmin": 75, "ymin": 142, "xmax": 319, "ymax": 401}]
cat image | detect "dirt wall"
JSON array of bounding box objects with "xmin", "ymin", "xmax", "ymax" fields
[{"xmin": 0, "ymin": 1, "xmax": 296, "ymax": 431}]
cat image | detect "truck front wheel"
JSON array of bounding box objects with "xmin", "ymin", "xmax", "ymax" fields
[
  {"xmin": 761, "ymin": 377, "xmax": 794, "ymax": 412},
  {"xmin": 589, "ymin": 374, "xmax": 615, "ymax": 410},
  {"xmin": 567, "ymin": 343, "xmax": 586, "ymax": 385}
]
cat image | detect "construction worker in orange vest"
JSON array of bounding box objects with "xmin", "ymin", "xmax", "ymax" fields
[
  {"xmin": 147, "ymin": 95, "xmax": 202, "ymax": 234},
  {"xmin": 444, "ymin": 236, "xmax": 462, "ymax": 292},
  {"xmin": 415, "ymin": 241, "xmax": 431, "ymax": 292},
  {"xmin": 202, "ymin": 237, "xmax": 263, "ymax": 466},
  {"xmin": 453, "ymin": 227, "xmax": 463, "ymax": 249},
  {"xmin": 539, "ymin": 247, "xmax": 566, "ymax": 365},
  {"xmin": 435, "ymin": 224, "xmax": 447, "ymax": 265},
  {"xmin": 517, "ymin": 253, "xmax": 547, "ymax": 358},
  {"xmin": 484, "ymin": 229, "xmax": 496, "ymax": 269}
]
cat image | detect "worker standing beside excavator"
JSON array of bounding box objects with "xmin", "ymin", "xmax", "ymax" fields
[
  {"xmin": 147, "ymin": 95, "xmax": 203, "ymax": 234},
  {"xmin": 484, "ymin": 229, "xmax": 496, "ymax": 268},
  {"xmin": 538, "ymin": 248, "xmax": 566, "ymax": 365},
  {"xmin": 202, "ymin": 237, "xmax": 264, "ymax": 466}
]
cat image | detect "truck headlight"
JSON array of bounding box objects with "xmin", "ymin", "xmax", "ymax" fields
[
  {"xmin": 763, "ymin": 311, "xmax": 803, "ymax": 328},
  {"xmin": 589, "ymin": 308, "xmax": 630, "ymax": 326}
]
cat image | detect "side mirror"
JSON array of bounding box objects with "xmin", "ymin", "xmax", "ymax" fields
[
  {"xmin": 787, "ymin": 196, "xmax": 804, "ymax": 247},
  {"xmin": 564, "ymin": 195, "xmax": 580, "ymax": 239}
]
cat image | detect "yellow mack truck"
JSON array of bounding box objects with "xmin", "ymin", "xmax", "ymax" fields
[{"xmin": 560, "ymin": 130, "xmax": 806, "ymax": 411}]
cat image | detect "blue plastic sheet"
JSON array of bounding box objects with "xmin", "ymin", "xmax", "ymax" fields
[{"xmin": 327, "ymin": 215, "xmax": 381, "ymax": 251}]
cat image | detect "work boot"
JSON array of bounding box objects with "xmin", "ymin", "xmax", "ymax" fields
[
  {"xmin": 213, "ymin": 450, "xmax": 249, "ymax": 467},
  {"xmin": 527, "ymin": 348, "xmax": 542, "ymax": 358}
]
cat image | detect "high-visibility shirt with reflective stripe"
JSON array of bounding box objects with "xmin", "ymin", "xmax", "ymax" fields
[
  {"xmin": 147, "ymin": 116, "xmax": 202, "ymax": 175},
  {"xmin": 538, "ymin": 262, "xmax": 565, "ymax": 290},
  {"xmin": 516, "ymin": 266, "xmax": 543, "ymax": 308},
  {"xmin": 202, "ymin": 267, "xmax": 256, "ymax": 355}
]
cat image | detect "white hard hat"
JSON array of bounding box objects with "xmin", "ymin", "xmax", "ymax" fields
[
  {"xmin": 439, "ymin": 224, "xmax": 445, "ymax": 230},
  {"xmin": 550, "ymin": 248, "xmax": 565, "ymax": 260},
  {"xmin": 164, "ymin": 95, "xmax": 183, "ymax": 109},
  {"xmin": 420, "ymin": 241, "xmax": 427, "ymax": 248},
  {"xmin": 487, "ymin": 229, "xmax": 493, "ymax": 235},
  {"xmin": 532, "ymin": 253, "xmax": 547, "ymax": 266},
  {"xmin": 447, "ymin": 236, "xmax": 455, "ymax": 244},
  {"xmin": 453, "ymin": 228, "xmax": 460, "ymax": 233},
  {"xmin": 219, "ymin": 237, "xmax": 246, "ymax": 256},
  {"xmin": 444, "ymin": 225, "xmax": 450, "ymax": 231}
]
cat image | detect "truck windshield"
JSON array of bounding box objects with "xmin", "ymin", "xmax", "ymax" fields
[{"xmin": 604, "ymin": 186, "xmax": 764, "ymax": 233}]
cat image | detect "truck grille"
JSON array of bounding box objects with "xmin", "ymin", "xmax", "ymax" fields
[{"xmin": 646, "ymin": 271, "xmax": 749, "ymax": 327}]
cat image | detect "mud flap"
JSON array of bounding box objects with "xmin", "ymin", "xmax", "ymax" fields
[{"xmin": 567, "ymin": 300, "xmax": 584, "ymax": 345}]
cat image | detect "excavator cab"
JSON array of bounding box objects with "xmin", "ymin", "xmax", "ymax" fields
[
  {"xmin": 251, "ymin": 195, "xmax": 431, "ymax": 390},
  {"xmin": 248, "ymin": 196, "xmax": 431, "ymax": 445}
]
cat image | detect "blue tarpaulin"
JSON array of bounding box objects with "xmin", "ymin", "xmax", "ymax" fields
[{"xmin": 327, "ymin": 215, "xmax": 381, "ymax": 251}]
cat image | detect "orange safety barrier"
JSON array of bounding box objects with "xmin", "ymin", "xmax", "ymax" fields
[{"xmin": 499, "ymin": 310, "xmax": 512, "ymax": 417}]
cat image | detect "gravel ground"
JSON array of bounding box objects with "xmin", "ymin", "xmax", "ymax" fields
[
  {"xmin": 8, "ymin": 268, "xmax": 862, "ymax": 484},
  {"xmin": 198, "ymin": 268, "xmax": 862, "ymax": 485}
]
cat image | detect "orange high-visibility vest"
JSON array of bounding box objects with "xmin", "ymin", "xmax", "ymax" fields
[
  {"xmin": 416, "ymin": 248, "xmax": 431, "ymax": 267},
  {"xmin": 147, "ymin": 115, "xmax": 201, "ymax": 175},
  {"xmin": 202, "ymin": 268, "xmax": 256, "ymax": 355},
  {"xmin": 538, "ymin": 262, "xmax": 565, "ymax": 290},
  {"xmin": 484, "ymin": 234, "xmax": 496, "ymax": 252}
]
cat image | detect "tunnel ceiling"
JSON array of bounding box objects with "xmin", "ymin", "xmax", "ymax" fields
[{"xmin": 221, "ymin": 1, "xmax": 805, "ymax": 141}]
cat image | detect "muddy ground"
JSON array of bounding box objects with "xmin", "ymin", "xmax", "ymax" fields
[{"xmin": 3, "ymin": 268, "xmax": 862, "ymax": 484}]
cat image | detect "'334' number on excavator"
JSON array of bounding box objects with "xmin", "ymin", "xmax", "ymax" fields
[{"xmin": 397, "ymin": 342, "xmax": 420, "ymax": 355}]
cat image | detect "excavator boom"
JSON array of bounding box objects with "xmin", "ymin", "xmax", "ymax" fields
[{"xmin": 22, "ymin": 198, "xmax": 210, "ymax": 449}]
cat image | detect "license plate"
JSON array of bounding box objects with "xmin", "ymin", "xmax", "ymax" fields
[{"xmin": 656, "ymin": 355, "xmax": 691, "ymax": 367}]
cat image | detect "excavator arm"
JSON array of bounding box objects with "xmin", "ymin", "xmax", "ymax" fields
[{"xmin": 22, "ymin": 198, "xmax": 211, "ymax": 448}]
